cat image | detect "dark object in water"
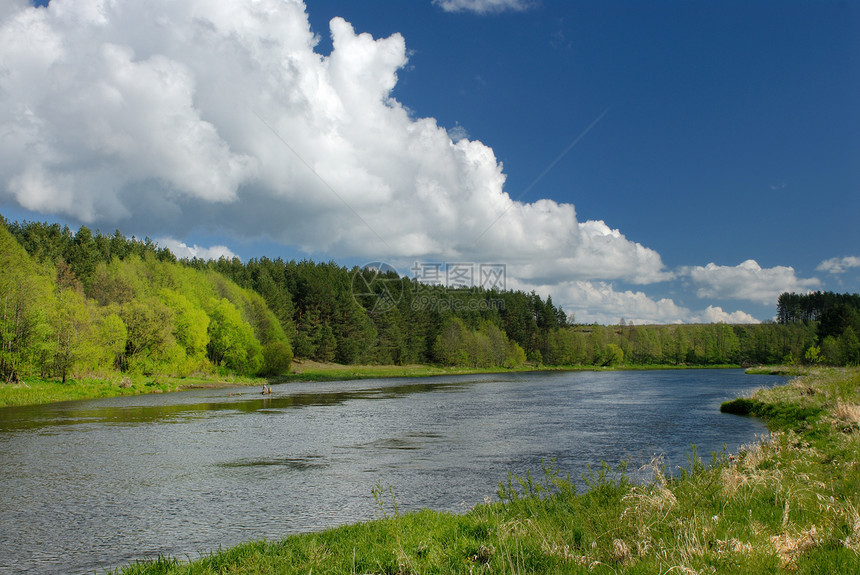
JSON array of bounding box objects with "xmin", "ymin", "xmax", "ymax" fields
[{"xmin": 720, "ymin": 398, "xmax": 763, "ymax": 416}]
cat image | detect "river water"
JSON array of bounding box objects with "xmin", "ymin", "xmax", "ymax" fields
[{"xmin": 0, "ymin": 369, "xmax": 781, "ymax": 574}]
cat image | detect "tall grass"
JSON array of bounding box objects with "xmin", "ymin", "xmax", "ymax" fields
[{"xmin": 114, "ymin": 367, "xmax": 860, "ymax": 574}]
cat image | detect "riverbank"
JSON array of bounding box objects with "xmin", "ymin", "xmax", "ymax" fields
[
  {"xmin": 743, "ymin": 365, "xmax": 807, "ymax": 376},
  {"xmin": 115, "ymin": 367, "xmax": 860, "ymax": 574},
  {"xmin": 278, "ymin": 359, "xmax": 539, "ymax": 382},
  {"xmin": 0, "ymin": 373, "xmax": 262, "ymax": 408},
  {"xmin": 1, "ymin": 361, "xmax": 742, "ymax": 408},
  {"xmin": 284, "ymin": 359, "xmax": 744, "ymax": 380},
  {"xmin": 0, "ymin": 364, "xmax": 520, "ymax": 408}
]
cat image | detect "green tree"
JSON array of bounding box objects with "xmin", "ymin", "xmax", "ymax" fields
[
  {"xmin": 51, "ymin": 287, "xmax": 92, "ymax": 383},
  {"xmin": 433, "ymin": 317, "xmax": 469, "ymax": 366},
  {"xmin": 65, "ymin": 226, "xmax": 101, "ymax": 283},
  {"xmin": 97, "ymin": 312, "xmax": 128, "ymax": 372},
  {"xmin": 207, "ymin": 298, "xmax": 263, "ymax": 374},
  {"xmin": 119, "ymin": 298, "xmax": 175, "ymax": 373},
  {"xmin": 315, "ymin": 325, "xmax": 337, "ymax": 363},
  {"xmin": 261, "ymin": 340, "xmax": 293, "ymax": 376},
  {"xmin": 88, "ymin": 260, "xmax": 138, "ymax": 306},
  {"xmin": 604, "ymin": 342, "xmax": 625, "ymax": 366},
  {"xmin": 479, "ymin": 321, "xmax": 509, "ymax": 367},
  {"xmin": 841, "ymin": 326, "xmax": 860, "ymax": 365},
  {"xmin": 292, "ymin": 328, "xmax": 316, "ymax": 359},
  {"xmin": 587, "ymin": 325, "xmax": 607, "ymax": 366},
  {"xmin": 504, "ymin": 340, "xmax": 527, "ymax": 368},
  {"xmin": 804, "ymin": 345, "xmax": 823, "ymax": 365},
  {"xmin": 160, "ymin": 289, "xmax": 209, "ymax": 359},
  {"xmin": 0, "ymin": 225, "xmax": 54, "ymax": 382}
]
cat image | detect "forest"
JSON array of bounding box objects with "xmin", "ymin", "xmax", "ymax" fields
[
  {"xmin": 1, "ymin": 217, "xmax": 858, "ymax": 385},
  {"xmin": 0, "ymin": 218, "xmax": 291, "ymax": 384},
  {"xmin": 777, "ymin": 290, "xmax": 860, "ymax": 365}
]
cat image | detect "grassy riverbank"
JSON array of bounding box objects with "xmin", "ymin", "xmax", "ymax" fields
[
  {"xmin": 0, "ymin": 364, "xmax": 523, "ymax": 408},
  {"xmin": 279, "ymin": 360, "xmax": 741, "ymax": 383},
  {"xmin": 279, "ymin": 359, "xmax": 537, "ymax": 382},
  {"xmin": 2, "ymin": 361, "xmax": 742, "ymax": 408},
  {"xmin": 0, "ymin": 373, "xmax": 263, "ymax": 408},
  {"xmin": 0, "ymin": 363, "xmax": 522, "ymax": 408},
  {"xmin": 115, "ymin": 367, "xmax": 860, "ymax": 574}
]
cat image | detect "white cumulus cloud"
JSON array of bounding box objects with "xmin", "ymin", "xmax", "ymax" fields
[
  {"xmin": 512, "ymin": 280, "xmax": 760, "ymax": 325},
  {"xmin": 682, "ymin": 260, "xmax": 821, "ymax": 305},
  {"xmin": 697, "ymin": 305, "xmax": 760, "ymax": 324},
  {"xmin": 0, "ymin": 0, "xmax": 670, "ymax": 287},
  {"xmin": 156, "ymin": 237, "xmax": 238, "ymax": 262},
  {"xmin": 817, "ymin": 256, "xmax": 860, "ymax": 274}
]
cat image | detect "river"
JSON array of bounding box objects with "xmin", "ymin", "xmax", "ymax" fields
[{"xmin": 0, "ymin": 369, "xmax": 782, "ymax": 574}]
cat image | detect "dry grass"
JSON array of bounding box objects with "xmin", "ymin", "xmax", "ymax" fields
[
  {"xmin": 833, "ymin": 401, "xmax": 860, "ymax": 431},
  {"xmin": 771, "ymin": 525, "xmax": 820, "ymax": 569},
  {"xmin": 841, "ymin": 502, "xmax": 860, "ymax": 553},
  {"xmin": 611, "ymin": 538, "xmax": 631, "ymax": 564}
]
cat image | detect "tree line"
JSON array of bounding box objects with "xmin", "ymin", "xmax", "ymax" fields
[
  {"xmin": 544, "ymin": 322, "xmax": 819, "ymax": 367},
  {"xmin": 777, "ymin": 291, "xmax": 860, "ymax": 365},
  {"xmin": 192, "ymin": 256, "xmax": 554, "ymax": 367},
  {"xmin": 1, "ymin": 218, "xmax": 290, "ymax": 383},
  {"xmin": 1, "ymin": 218, "xmax": 558, "ymax": 382},
  {"xmin": 4, "ymin": 217, "xmax": 857, "ymax": 385}
]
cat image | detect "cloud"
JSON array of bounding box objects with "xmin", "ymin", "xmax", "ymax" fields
[
  {"xmin": 681, "ymin": 260, "xmax": 821, "ymax": 305},
  {"xmin": 817, "ymin": 256, "xmax": 860, "ymax": 274},
  {"xmin": 0, "ymin": 0, "xmax": 29, "ymax": 21},
  {"xmin": 447, "ymin": 123, "xmax": 469, "ymax": 142},
  {"xmin": 0, "ymin": 0, "xmax": 669, "ymax": 287},
  {"xmin": 156, "ymin": 237, "xmax": 238, "ymax": 261},
  {"xmin": 512, "ymin": 280, "xmax": 760, "ymax": 325},
  {"xmin": 697, "ymin": 305, "xmax": 760, "ymax": 325},
  {"xmin": 432, "ymin": 0, "xmax": 533, "ymax": 14}
]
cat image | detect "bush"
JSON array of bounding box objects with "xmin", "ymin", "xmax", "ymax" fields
[
  {"xmin": 720, "ymin": 397, "xmax": 764, "ymax": 416},
  {"xmin": 261, "ymin": 340, "xmax": 293, "ymax": 376}
]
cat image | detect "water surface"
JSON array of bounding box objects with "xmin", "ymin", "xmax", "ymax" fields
[{"xmin": 0, "ymin": 369, "xmax": 781, "ymax": 574}]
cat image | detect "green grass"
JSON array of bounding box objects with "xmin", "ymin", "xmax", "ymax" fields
[
  {"xmin": 114, "ymin": 367, "xmax": 860, "ymax": 574},
  {"xmin": 745, "ymin": 365, "xmax": 808, "ymax": 376},
  {"xmin": 0, "ymin": 373, "xmax": 263, "ymax": 408},
  {"xmin": 279, "ymin": 360, "xmax": 743, "ymax": 384},
  {"xmin": 277, "ymin": 359, "xmax": 533, "ymax": 383}
]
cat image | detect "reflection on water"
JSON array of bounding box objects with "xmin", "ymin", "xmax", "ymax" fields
[
  {"xmin": 0, "ymin": 370, "xmax": 781, "ymax": 575},
  {"xmin": 0, "ymin": 380, "xmax": 471, "ymax": 432},
  {"xmin": 219, "ymin": 456, "xmax": 329, "ymax": 470}
]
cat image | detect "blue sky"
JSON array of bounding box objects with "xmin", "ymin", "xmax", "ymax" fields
[
  {"xmin": 1, "ymin": 0, "xmax": 858, "ymax": 323},
  {"xmin": 304, "ymin": 1, "xmax": 858, "ymax": 265}
]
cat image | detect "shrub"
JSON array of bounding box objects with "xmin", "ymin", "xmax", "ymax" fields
[{"xmin": 261, "ymin": 340, "xmax": 293, "ymax": 376}]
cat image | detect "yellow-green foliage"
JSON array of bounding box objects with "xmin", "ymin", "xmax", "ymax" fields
[
  {"xmin": 0, "ymin": 227, "xmax": 291, "ymax": 384},
  {"xmin": 1, "ymin": 224, "xmax": 55, "ymax": 382},
  {"xmin": 96, "ymin": 312, "xmax": 128, "ymax": 370},
  {"xmin": 96, "ymin": 256, "xmax": 289, "ymax": 376},
  {"xmin": 207, "ymin": 298, "xmax": 263, "ymax": 374},
  {"xmin": 433, "ymin": 317, "xmax": 527, "ymax": 369},
  {"xmin": 160, "ymin": 289, "xmax": 209, "ymax": 359}
]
